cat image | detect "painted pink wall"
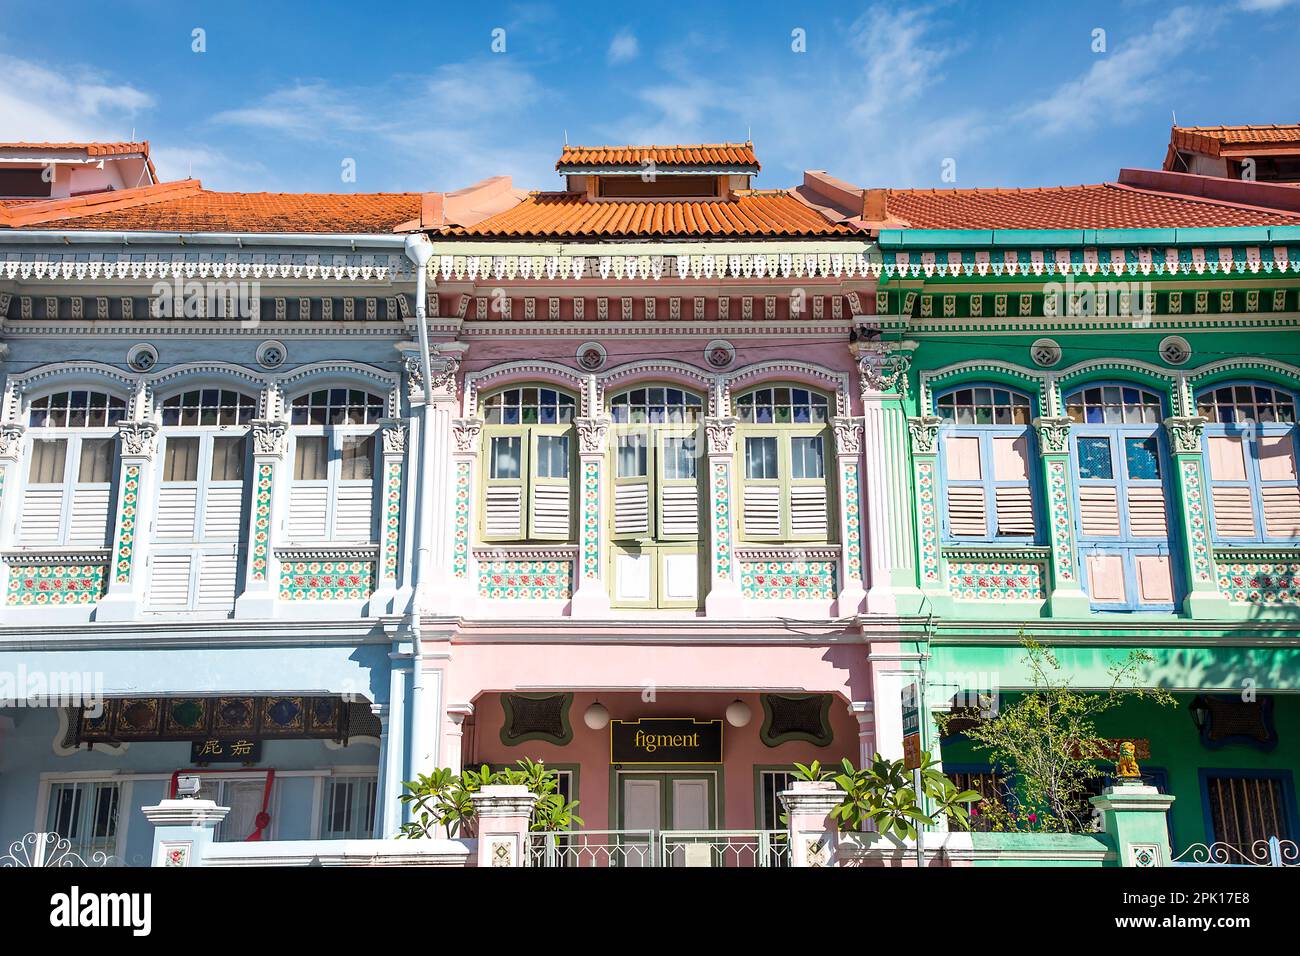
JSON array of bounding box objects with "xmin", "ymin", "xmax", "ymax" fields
[{"xmin": 470, "ymin": 689, "xmax": 859, "ymax": 829}]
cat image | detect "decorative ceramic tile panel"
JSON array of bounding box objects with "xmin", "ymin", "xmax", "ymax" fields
[
  {"xmin": 740, "ymin": 560, "xmax": 837, "ymax": 600},
  {"xmin": 712, "ymin": 461, "xmax": 733, "ymax": 580},
  {"xmin": 947, "ymin": 560, "xmax": 1046, "ymax": 600},
  {"xmin": 7, "ymin": 564, "xmax": 108, "ymax": 605},
  {"xmin": 1215, "ymin": 560, "xmax": 1300, "ymax": 605},
  {"xmin": 279, "ymin": 560, "xmax": 374, "ymax": 600},
  {"xmin": 382, "ymin": 460, "xmax": 402, "ymax": 580},
  {"xmin": 452, "ymin": 461, "xmax": 470, "ymax": 578},
  {"xmin": 841, "ymin": 461, "xmax": 862, "ymax": 584},
  {"xmin": 1181, "ymin": 459, "xmax": 1213, "ymax": 583},
  {"xmin": 916, "ymin": 459, "xmax": 940, "ymax": 583},
  {"xmin": 112, "ymin": 464, "xmax": 140, "ymax": 583},
  {"xmin": 250, "ymin": 462, "xmax": 273, "ymax": 581},
  {"xmin": 1047, "ymin": 459, "xmax": 1076, "ymax": 581},
  {"xmin": 581, "ymin": 460, "xmax": 599, "ymax": 579},
  {"xmin": 477, "ymin": 559, "xmax": 573, "ymax": 599}
]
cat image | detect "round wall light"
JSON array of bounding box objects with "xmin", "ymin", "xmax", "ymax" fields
[
  {"xmin": 583, "ymin": 701, "xmax": 610, "ymax": 731},
  {"xmin": 725, "ymin": 699, "xmax": 752, "ymax": 728}
]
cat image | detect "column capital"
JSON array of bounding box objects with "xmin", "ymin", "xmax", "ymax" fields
[
  {"xmin": 449, "ymin": 417, "xmax": 483, "ymax": 455},
  {"xmin": 0, "ymin": 422, "xmax": 24, "ymax": 461},
  {"xmin": 906, "ymin": 415, "xmax": 942, "ymax": 455},
  {"xmin": 853, "ymin": 341, "xmax": 913, "ymax": 400},
  {"xmin": 832, "ymin": 416, "xmax": 864, "ymax": 456},
  {"xmin": 574, "ymin": 416, "xmax": 611, "ymax": 454},
  {"xmin": 379, "ymin": 417, "xmax": 409, "ymax": 456},
  {"xmin": 1033, "ymin": 416, "xmax": 1073, "ymax": 455},
  {"xmin": 1163, "ymin": 415, "xmax": 1208, "ymax": 456},
  {"xmin": 704, "ymin": 415, "xmax": 739, "ymax": 455},
  {"xmin": 250, "ymin": 418, "xmax": 289, "ymax": 457},
  {"xmin": 117, "ymin": 420, "xmax": 160, "ymax": 459}
]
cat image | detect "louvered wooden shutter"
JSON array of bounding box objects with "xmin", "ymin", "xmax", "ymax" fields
[
  {"xmin": 1262, "ymin": 486, "xmax": 1300, "ymax": 537},
  {"xmin": 531, "ymin": 484, "xmax": 571, "ymax": 539},
  {"xmin": 994, "ymin": 486, "xmax": 1034, "ymax": 536},
  {"xmin": 484, "ymin": 485, "xmax": 524, "ymax": 538},
  {"xmin": 790, "ymin": 485, "xmax": 828, "ymax": 538},
  {"xmin": 658, "ymin": 484, "xmax": 696, "ymax": 538},
  {"xmin": 1126, "ymin": 487, "xmax": 1168, "ymax": 537},
  {"xmin": 19, "ymin": 487, "xmax": 64, "ymax": 544},
  {"xmin": 946, "ymin": 486, "xmax": 986, "ymax": 537},
  {"xmin": 67, "ymin": 487, "xmax": 112, "ymax": 545},
  {"xmin": 334, "ymin": 484, "xmax": 374, "ymax": 540},
  {"xmin": 1210, "ymin": 487, "xmax": 1255, "ymax": 537},
  {"xmin": 743, "ymin": 485, "xmax": 782, "ymax": 538},
  {"xmin": 614, "ymin": 483, "xmax": 651, "ymax": 536},
  {"xmin": 288, "ymin": 485, "xmax": 329, "ymax": 540},
  {"xmin": 149, "ymin": 554, "xmax": 193, "ymax": 608},
  {"xmin": 156, "ymin": 486, "xmax": 198, "ymax": 539},
  {"xmin": 202, "ymin": 486, "xmax": 245, "ymax": 539},
  {"xmin": 197, "ymin": 551, "xmax": 238, "ymax": 611},
  {"xmin": 1079, "ymin": 486, "xmax": 1121, "ymax": 537}
]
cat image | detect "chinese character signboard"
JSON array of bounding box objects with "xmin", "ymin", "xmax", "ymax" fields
[{"xmin": 190, "ymin": 738, "xmax": 263, "ymax": 763}]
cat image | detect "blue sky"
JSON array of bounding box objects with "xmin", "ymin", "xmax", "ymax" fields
[{"xmin": 1, "ymin": 0, "xmax": 1298, "ymax": 195}]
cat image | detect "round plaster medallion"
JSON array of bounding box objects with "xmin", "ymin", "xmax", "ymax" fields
[
  {"xmin": 127, "ymin": 343, "xmax": 158, "ymax": 372},
  {"xmin": 1158, "ymin": 335, "xmax": 1191, "ymax": 366},
  {"xmin": 257, "ymin": 340, "xmax": 288, "ymax": 369},
  {"xmin": 1029, "ymin": 338, "xmax": 1062, "ymax": 368},
  {"xmin": 576, "ymin": 342, "xmax": 607, "ymax": 371},
  {"xmin": 705, "ymin": 339, "xmax": 735, "ymax": 369}
]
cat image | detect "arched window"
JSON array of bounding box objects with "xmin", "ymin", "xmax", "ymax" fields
[
  {"xmin": 735, "ymin": 386, "xmax": 832, "ymax": 542},
  {"xmin": 608, "ymin": 385, "xmax": 704, "ymax": 608},
  {"xmin": 287, "ymin": 388, "xmax": 383, "ymax": 542},
  {"xmin": 481, "ymin": 386, "xmax": 576, "ymax": 542},
  {"xmin": 21, "ymin": 390, "xmax": 127, "ymax": 546},
  {"xmin": 1066, "ymin": 384, "xmax": 1176, "ymax": 610},
  {"xmin": 1197, "ymin": 382, "xmax": 1299, "ymax": 542},
  {"xmin": 152, "ymin": 388, "xmax": 257, "ymax": 613},
  {"xmin": 935, "ymin": 387, "xmax": 1036, "ymax": 541}
]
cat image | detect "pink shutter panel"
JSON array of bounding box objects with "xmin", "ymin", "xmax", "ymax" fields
[
  {"xmin": 1126, "ymin": 487, "xmax": 1168, "ymax": 537},
  {"xmin": 947, "ymin": 486, "xmax": 987, "ymax": 536},
  {"xmin": 1079, "ymin": 486, "xmax": 1121, "ymax": 537}
]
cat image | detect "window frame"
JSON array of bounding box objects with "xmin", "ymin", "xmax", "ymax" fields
[
  {"xmin": 934, "ymin": 384, "xmax": 1040, "ymax": 545},
  {"xmin": 42, "ymin": 776, "xmax": 126, "ymax": 860},
  {"xmin": 319, "ymin": 773, "xmax": 379, "ymax": 840},
  {"xmin": 734, "ymin": 385, "xmax": 835, "ymax": 544},
  {"xmin": 479, "ymin": 385, "xmax": 578, "ymax": 543},
  {"xmin": 287, "ymin": 387, "xmax": 384, "ymax": 544},
  {"xmin": 1197, "ymin": 380, "xmax": 1300, "ymax": 545},
  {"xmin": 1066, "ymin": 382, "xmax": 1180, "ymax": 612}
]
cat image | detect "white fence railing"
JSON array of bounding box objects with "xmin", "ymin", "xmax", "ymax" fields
[
  {"xmin": 660, "ymin": 830, "xmax": 791, "ymax": 868},
  {"xmin": 528, "ymin": 830, "xmax": 657, "ymax": 867},
  {"xmin": 1172, "ymin": 837, "xmax": 1299, "ymax": 867}
]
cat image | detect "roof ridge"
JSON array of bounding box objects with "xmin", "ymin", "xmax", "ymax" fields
[{"xmin": 1, "ymin": 178, "xmax": 202, "ymax": 228}]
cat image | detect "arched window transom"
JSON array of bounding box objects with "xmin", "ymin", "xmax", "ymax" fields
[
  {"xmin": 290, "ymin": 389, "xmax": 384, "ymax": 426},
  {"xmin": 937, "ymin": 387, "xmax": 1031, "ymax": 426},
  {"xmin": 483, "ymin": 387, "xmax": 575, "ymax": 425},
  {"xmin": 161, "ymin": 389, "xmax": 255, "ymax": 427},
  {"xmin": 1065, "ymin": 385, "xmax": 1162, "ymax": 425},
  {"xmin": 736, "ymin": 386, "xmax": 829, "ymax": 425},
  {"xmin": 610, "ymin": 387, "xmax": 702, "ymax": 424},
  {"xmin": 1197, "ymin": 384, "xmax": 1296, "ymax": 425},
  {"xmin": 29, "ymin": 391, "xmax": 127, "ymax": 429}
]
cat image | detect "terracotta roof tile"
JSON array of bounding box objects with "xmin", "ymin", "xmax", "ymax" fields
[
  {"xmin": 1170, "ymin": 124, "xmax": 1300, "ymax": 157},
  {"xmin": 8, "ymin": 185, "xmax": 424, "ymax": 233},
  {"xmin": 0, "ymin": 141, "xmax": 151, "ymax": 156},
  {"xmin": 439, "ymin": 190, "xmax": 847, "ymax": 238},
  {"xmin": 875, "ymin": 182, "xmax": 1300, "ymax": 229},
  {"xmin": 556, "ymin": 143, "xmax": 759, "ymax": 171}
]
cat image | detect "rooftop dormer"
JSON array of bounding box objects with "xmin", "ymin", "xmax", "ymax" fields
[
  {"xmin": 556, "ymin": 142, "xmax": 760, "ymax": 200},
  {"xmin": 0, "ymin": 141, "xmax": 157, "ymax": 200}
]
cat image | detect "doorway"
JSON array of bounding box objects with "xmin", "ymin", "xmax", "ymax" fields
[{"xmin": 617, "ymin": 771, "xmax": 717, "ymax": 832}]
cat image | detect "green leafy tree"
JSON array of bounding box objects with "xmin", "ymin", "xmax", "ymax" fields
[
  {"xmin": 935, "ymin": 632, "xmax": 1175, "ymax": 833},
  {"xmin": 398, "ymin": 758, "xmax": 583, "ymax": 838}
]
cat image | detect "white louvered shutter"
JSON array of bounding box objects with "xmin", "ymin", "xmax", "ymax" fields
[
  {"xmin": 1126, "ymin": 487, "xmax": 1168, "ymax": 537},
  {"xmin": 946, "ymin": 486, "xmax": 987, "ymax": 537},
  {"xmin": 197, "ymin": 551, "xmax": 239, "ymax": 610},
  {"xmin": 148, "ymin": 554, "xmax": 193, "ymax": 609},
  {"xmin": 529, "ymin": 431, "xmax": 572, "ymax": 540},
  {"xmin": 659, "ymin": 484, "xmax": 698, "ymax": 537},
  {"xmin": 743, "ymin": 485, "xmax": 782, "ymax": 538},
  {"xmin": 156, "ymin": 486, "xmax": 199, "ymax": 539},
  {"xmin": 1079, "ymin": 486, "xmax": 1121, "ymax": 537},
  {"xmin": 67, "ymin": 487, "xmax": 112, "ymax": 545},
  {"xmin": 531, "ymin": 485, "xmax": 571, "ymax": 538},
  {"xmin": 993, "ymin": 486, "xmax": 1034, "ymax": 536},
  {"xmin": 20, "ymin": 487, "xmax": 64, "ymax": 544},
  {"xmin": 288, "ymin": 486, "xmax": 330, "ymax": 540},
  {"xmin": 614, "ymin": 483, "xmax": 651, "ymax": 536},
  {"xmin": 484, "ymin": 485, "xmax": 524, "ymax": 538},
  {"xmin": 790, "ymin": 485, "xmax": 828, "ymax": 538},
  {"xmin": 333, "ymin": 484, "xmax": 374, "ymax": 540},
  {"xmin": 202, "ymin": 486, "xmax": 245, "ymax": 539}
]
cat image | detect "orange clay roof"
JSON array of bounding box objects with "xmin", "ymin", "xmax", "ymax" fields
[
  {"xmin": 0, "ymin": 140, "xmax": 158, "ymax": 183},
  {"xmin": 6, "ymin": 182, "xmax": 425, "ymax": 233},
  {"xmin": 873, "ymin": 183, "xmax": 1300, "ymax": 229},
  {"xmin": 1169, "ymin": 125, "xmax": 1300, "ymax": 157},
  {"xmin": 556, "ymin": 143, "xmax": 759, "ymax": 171},
  {"xmin": 437, "ymin": 190, "xmax": 847, "ymax": 238}
]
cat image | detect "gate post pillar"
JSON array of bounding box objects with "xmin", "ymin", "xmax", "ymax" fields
[
  {"xmin": 1090, "ymin": 780, "xmax": 1176, "ymax": 867},
  {"xmin": 142, "ymin": 794, "xmax": 229, "ymax": 867},
  {"xmin": 780, "ymin": 780, "xmax": 845, "ymax": 867},
  {"xmin": 470, "ymin": 785, "xmax": 537, "ymax": 867}
]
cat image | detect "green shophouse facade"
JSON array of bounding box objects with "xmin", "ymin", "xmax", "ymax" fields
[{"xmin": 868, "ymin": 222, "xmax": 1300, "ymax": 852}]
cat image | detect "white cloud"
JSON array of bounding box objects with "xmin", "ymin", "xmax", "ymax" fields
[
  {"xmin": 0, "ymin": 52, "xmax": 153, "ymax": 143},
  {"xmin": 1016, "ymin": 6, "xmax": 1215, "ymax": 136},
  {"xmin": 607, "ymin": 29, "xmax": 639, "ymax": 65}
]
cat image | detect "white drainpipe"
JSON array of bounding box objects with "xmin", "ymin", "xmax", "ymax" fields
[{"xmin": 402, "ymin": 232, "xmax": 436, "ymax": 787}]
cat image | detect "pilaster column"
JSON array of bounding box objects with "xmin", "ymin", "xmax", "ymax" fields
[
  {"xmin": 856, "ymin": 343, "xmax": 923, "ymax": 614},
  {"xmin": 1032, "ymin": 416, "xmax": 1091, "ymax": 616},
  {"xmin": 907, "ymin": 415, "xmax": 947, "ymax": 605},
  {"xmin": 97, "ymin": 420, "xmax": 159, "ymax": 621},
  {"xmin": 571, "ymin": 416, "xmax": 612, "ymax": 616},
  {"xmin": 0, "ymin": 423, "xmax": 25, "ymax": 598},
  {"xmin": 444, "ymin": 702, "xmax": 474, "ymax": 775},
  {"xmin": 832, "ymin": 416, "xmax": 867, "ymax": 615},
  {"xmin": 446, "ymin": 415, "xmax": 481, "ymax": 611},
  {"xmin": 848, "ymin": 700, "xmax": 875, "ymax": 766},
  {"xmin": 370, "ymin": 703, "xmax": 401, "ymax": 837},
  {"xmin": 1164, "ymin": 416, "xmax": 1229, "ymax": 617},
  {"xmin": 235, "ymin": 418, "xmax": 287, "ymax": 618},
  {"xmin": 371, "ymin": 418, "xmax": 409, "ymax": 614},
  {"xmin": 703, "ymin": 415, "xmax": 742, "ymax": 616}
]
